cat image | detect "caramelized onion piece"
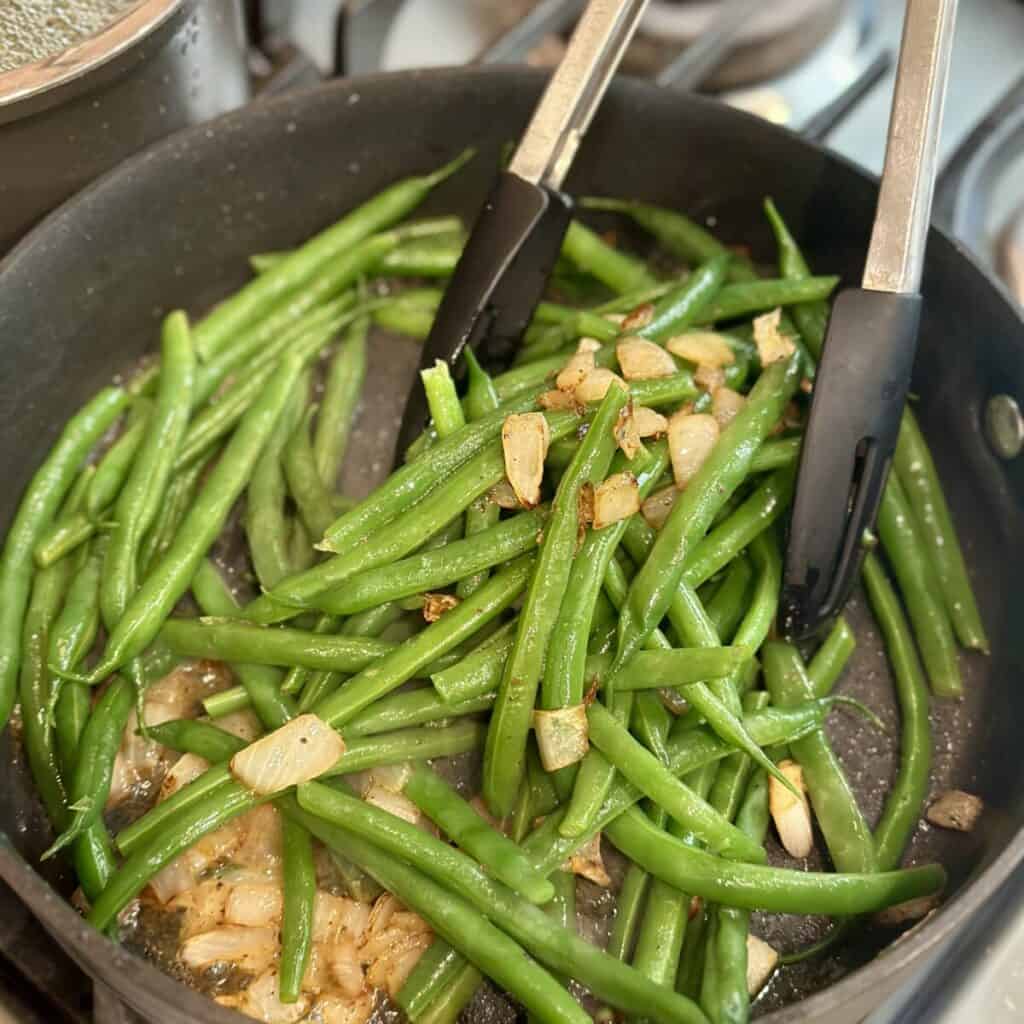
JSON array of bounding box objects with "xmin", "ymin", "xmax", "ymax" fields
[
  {"xmin": 667, "ymin": 412, "xmax": 720, "ymax": 489},
  {"xmin": 616, "ymin": 337, "xmax": 678, "ymax": 380},
  {"xmin": 593, "ymin": 472, "xmax": 640, "ymax": 529},
  {"xmin": 230, "ymin": 715, "xmax": 345, "ymax": 796},
  {"xmin": 533, "ymin": 704, "xmax": 589, "ymax": 771},
  {"xmin": 753, "ymin": 308, "xmax": 796, "ymax": 365},
  {"xmin": 666, "ymin": 331, "xmax": 736, "ymax": 368},
  {"xmin": 502, "ymin": 412, "xmax": 550, "ymax": 509}
]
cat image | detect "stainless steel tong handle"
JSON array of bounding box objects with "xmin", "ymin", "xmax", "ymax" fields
[
  {"xmin": 863, "ymin": 0, "xmax": 959, "ymax": 295},
  {"xmin": 508, "ymin": 0, "xmax": 650, "ymax": 191}
]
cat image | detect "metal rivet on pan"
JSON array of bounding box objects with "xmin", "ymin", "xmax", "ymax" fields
[{"xmin": 985, "ymin": 395, "xmax": 1024, "ymax": 459}]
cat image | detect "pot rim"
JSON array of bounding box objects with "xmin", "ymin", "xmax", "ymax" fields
[{"xmin": 0, "ymin": 0, "xmax": 181, "ymax": 109}]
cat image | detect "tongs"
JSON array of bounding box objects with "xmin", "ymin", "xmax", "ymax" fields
[
  {"xmin": 395, "ymin": 0, "xmax": 649, "ymax": 458},
  {"xmin": 781, "ymin": 0, "xmax": 959, "ymax": 638}
]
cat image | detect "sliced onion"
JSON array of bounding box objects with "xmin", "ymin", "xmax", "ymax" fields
[
  {"xmin": 875, "ymin": 893, "xmax": 940, "ymax": 928},
  {"xmin": 179, "ymin": 925, "xmax": 279, "ymax": 974},
  {"xmin": 632, "ymin": 406, "xmax": 668, "ymax": 438},
  {"xmin": 314, "ymin": 892, "xmax": 370, "ymax": 944},
  {"xmin": 501, "ymin": 412, "xmax": 550, "ymax": 509},
  {"xmin": 539, "ymin": 388, "xmax": 578, "ymax": 411},
  {"xmin": 711, "ymin": 387, "xmax": 747, "ymax": 428},
  {"xmin": 213, "ymin": 709, "xmax": 263, "ymax": 743},
  {"xmin": 621, "ymin": 302, "xmax": 654, "ymax": 331},
  {"xmin": 746, "ymin": 935, "xmax": 779, "ymax": 995},
  {"xmin": 233, "ymin": 804, "xmax": 284, "ymax": 877},
  {"xmin": 616, "ymin": 337, "xmax": 678, "ymax": 380},
  {"xmin": 422, "ymin": 593, "xmax": 459, "ymax": 622},
  {"xmin": 168, "ymin": 878, "xmax": 232, "ymax": 940},
  {"xmin": 328, "ymin": 935, "xmax": 367, "ymax": 998},
  {"xmin": 237, "ymin": 969, "xmax": 308, "ymax": 1024},
  {"xmin": 150, "ymin": 854, "xmax": 201, "ymax": 904},
  {"xmin": 769, "ymin": 759, "xmax": 813, "ymax": 859},
  {"xmin": 574, "ymin": 368, "xmax": 627, "ymax": 404},
  {"xmin": 225, "ymin": 882, "xmax": 283, "ymax": 928},
  {"xmin": 365, "ymin": 931, "xmax": 433, "ymax": 997},
  {"xmin": 230, "ymin": 714, "xmax": 345, "ymax": 796},
  {"xmin": 593, "ymin": 472, "xmax": 640, "ymax": 529},
  {"xmin": 367, "ymin": 763, "xmax": 414, "ymax": 794},
  {"xmin": 668, "ymin": 412, "xmax": 720, "ymax": 489},
  {"xmin": 567, "ymin": 833, "xmax": 611, "ymax": 887},
  {"xmin": 641, "ymin": 483, "xmax": 678, "ymax": 530},
  {"xmin": 364, "ymin": 785, "xmax": 423, "ymax": 827},
  {"xmin": 666, "ymin": 331, "xmax": 736, "ymax": 368},
  {"xmin": 753, "ymin": 308, "xmax": 796, "ymax": 365},
  {"xmin": 489, "ymin": 478, "xmax": 522, "ymax": 510},
  {"xmin": 301, "ymin": 942, "xmax": 330, "ymax": 995},
  {"xmin": 159, "ymin": 752, "xmax": 209, "ymax": 803},
  {"xmin": 318, "ymin": 994, "xmax": 375, "ymax": 1024},
  {"xmin": 533, "ymin": 704, "xmax": 589, "ymax": 771},
  {"xmin": 614, "ymin": 406, "xmax": 642, "ymax": 460},
  {"xmin": 602, "ymin": 313, "xmax": 626, "ymax": 327},
  {"xmin": 695, "ymin": 364, "xmax": 727, "ymax": 395},
  {"xmin": 925, "ymin": 790, "xmax": 983, "ymax": 832},
  {"xmin": 577, "ymin": 336, "xmax": 603, "ymax": 353},
  {"xmin": 555, "ymin": 350, "xmax": 596, "ymax": 392}
]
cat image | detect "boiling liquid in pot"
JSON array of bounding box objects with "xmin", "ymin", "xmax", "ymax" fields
[{"xmin": 0, "ymin": 0, "xmax": 141, "ymax": 73}]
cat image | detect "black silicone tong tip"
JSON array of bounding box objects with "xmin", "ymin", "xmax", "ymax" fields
[
  {"xmin": 780, "ymin": 289, "xmax": 922, "ymax": 640},
  {"xmin": 394, "ymin": 172, "xmax": 572, "ymax": 462}
]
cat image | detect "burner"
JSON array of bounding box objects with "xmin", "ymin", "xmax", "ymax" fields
[{"xmin": 633, "ymin": 0, "xmax": 845, "ymax": 88}]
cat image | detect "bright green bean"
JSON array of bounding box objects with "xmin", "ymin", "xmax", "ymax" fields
[
  {"xmin": 562, "ymin": 220, "xmax": 659, "ymax": 294},
  {"xmin": 808, "ymin": 617, "xmax": 856, "ymax": 698},
  {"xmin": 279, "ymin": 816, "xmax": 316, "ymax": 1003},
  {"xmin": 314, "ymin": 315, "xmax": 368, "ymax": 488},
  {"xmin": 284, "ymin": 406, "xmax": 339, "ymax": 541}
]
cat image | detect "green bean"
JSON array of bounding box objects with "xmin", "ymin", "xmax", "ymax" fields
[
  {"xmin": 605, "ymin": 647, "xmax": 752, "ymax": 692},
  {"xmin": 343, "ymin": 686, "xmax": 493, "ymax": 738},
  {"xmin": 297, "ymin": 603, "xmax": 406, "ymax": 713},
  {"xmin": 616, "ymin": 356, "xmax": 802, "ymax": 670},
  {"xmin": 73, "ymin": 823, "xmax": 117, "ymax": 905},
  {"xmin": 418, "ymin": 961, "xmax": 485, "ymax": 1024},
  {"xmin": 20, "ymin": 547, "xmax": 75, "ymax": 828},
  {"xmin": 876, "ymin": 474, "xmax": 961, "ymax": 698},
  {"xmin": 586, "ymin": 701, "xmax": 764, "ymax": 862},
  {"xmin": 315, "ymin": 315, "xmax": 368, "ymax": 488},
  {"xmin": 115, "ymin": 763, "xmax": 233, "ymax": 856},
  {"xmin": 637, "ymin": 255, "xmax": 730, "ymax": 343},
  {"xmin": 33, "ymin": 512, "xmax": 99, "ymax": 570},
  {"xmin": 483, "ymin": 386, "xmax": 628, "ymax": 817},
  {"xmin": 279, "ymin": 816, "xmax": 316, "ymax": 1003},
  {"xmin": 562, "ymin": 220, "xmax": 660, "ymax": 294},
  {"xmin": 84, "ymin": 404, "xmax": 152, "ymax": 519},
  {"xmin": 376, "ymin": 238, "xmax": 463, "ymax": 278},
  {"xmin": 762, "ymin": 198, "xmax": 829, "ymax": 359},
  {"xmin": 91, "ymin": 780, "xmax": 262, "ymax": 930},
  {"xmin": 284, "ymin": 406, "xmax": 338, "ymax": 541},
  {"xmin": 285, "ymin": 794, "xmax": 590, "ymax": 1024},
  {"xmin": 193, "ymin": 151, "xmax": 472, "ymax": 361},
  {"xmin": 581, "ymin": 198, "xmax": 755, "ymax": 282},
  {"xmin": 314, "ymin": 557, "xmax": 533, "ymax": 727},
  {"xmin": 0, "ymin": 386, "xmax": 127, "ymax": 728},
  {"xmin": 421, "ymin": 359, "xmax": 467, "ymax": 439},
  {"xmin": 101, "ymin": 312, "xmax": 195, "ymax": 639},
  {"xmin": 398, "ymin": 941, "xmax": 465, "ymax": 1022},
  {"xmin": 676, "ymin": 900, "xmax": 710, "ymax": 1000},
  {"xmin": 374, "ymin": 291, "xmax": 442, "ymax": 339},
  {"xmin": 161, "ymin": 616, "xmax": 392, "ymax": 673},
  {"xmin": 541, "ymin": 443, "xmax": 669, "ymax": 711},
  {"xmin": 251, "ymin": 412, "xmax": 576, "ymax": 621},
  {"xmin": 705, "ymin": 556, "xmax": 753, "ymax": 641},
  {"xmin": 895, "ymin": 410, "xmax": 987, "ymax": 651},
  {"xmin": 808, "ymin": 617, "xmax": 856, "ymax": 698},
  {"xmin": 692, "ymin": 277, "xmax": 839, "ymax": 325},
  {"xmin": 762, "ymin": 642, "xmax": 876, "ymax": 873},
  {"xmin": 749, "ymin": 435, "xmax": 801, "ymax": 474},
  {"xmin": 190, "ymin": 560, "xmax": 296, "ymax": 729},
  {"xmin": 246, "ymin": 374, "xmax": 308, "ymax": 590},
  {"xmin": 681, "ymin": 466, "xmax": 795, "ymax": 590},
  {"xmin": 326, "ymin": 722, "xmax": 486, "ymax": 776},
  {"xmin": 605, "ymin": 803, "xmax": 942, "ymax": 915},
  {"xmin": 296, "ymin": 783, "xmax": 707, "ymax": 1024},
  {"xmin": 523, "ymin": 700, "xmax": 829, "ymax": 877},
  {"xmin": 42, "ymin": 675, "xmax": 133, "ymax": 859},
  {"xmin": 863, "ymin": 553, "xmax": 932, "ymax": 870},
  {"xmin": 146, "ymin": 718, "xmax": 247, "ymax": 761},
  {"xmin": 139, "ymin": 454, "xmax": 208, "ymax": 574},
  {"xmin": 430, "ymin": 621, "xmax": 517, "ymax": 703},
  {"xmin": 79, "ymin": 355, "xmax": 304, "ymax": 682},
  {"xmin": 608, "ymin": 861, "xmax": 652, "ymax": 963},
  {"xmin": 404, "ymin": 765, "xmax": 554, "ymax": 903},
  {"xmin": 311, "ymin": 509, "xmax": 545, "ymax": 616}
]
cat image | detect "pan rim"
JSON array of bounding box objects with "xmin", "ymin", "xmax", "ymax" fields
[{"xmin": 1, "ymin": 64, "xmax": 1022, "ymax": 1024}]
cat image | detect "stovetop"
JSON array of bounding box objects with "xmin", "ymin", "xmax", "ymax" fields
[{"xmin": 3, "ymin": 1, "xmax": 1023, "ymax": 1021}]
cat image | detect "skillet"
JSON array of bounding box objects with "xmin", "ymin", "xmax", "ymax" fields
[{"xmin": 0, "ymin": 66, "xmax": 1023, "ymax": 1024}]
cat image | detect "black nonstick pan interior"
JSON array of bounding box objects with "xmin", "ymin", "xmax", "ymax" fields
[{"xmin": 1, "ymin": 67, "xmax": 1023, "ymax": 1024}]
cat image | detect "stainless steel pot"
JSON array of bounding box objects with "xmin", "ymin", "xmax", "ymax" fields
[{"xmin": 0, "ymin": 0, "xmax": 250, "ymax": 252}]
